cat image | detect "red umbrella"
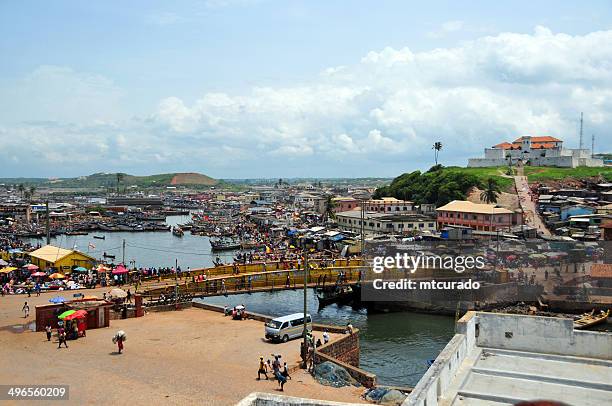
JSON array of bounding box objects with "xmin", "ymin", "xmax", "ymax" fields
[
  {"xmin": 31, "ymin": 271, "xmax": 47, "ymax": 277},
  {"xmin": 112, "ymin": 265, "xmax": 129, "ymax": 275},
  {"xmin": 23, "ymin": 263, "xmax": 39, "ymax": 271},
  {"xmin": 63, "ymin": 310, "xmax": 88, "ymax": 320}
]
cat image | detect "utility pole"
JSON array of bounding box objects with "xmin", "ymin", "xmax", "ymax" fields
[
  {"xmin": 579, "ymin": 112, "xmax": 584, "ymax": 150},
  {"xmin": 45, "ymin": 200, "xmax": 50, "ymax": 245},
  {"xmin": 122, "ymin": 239, "xmax": 126, "ymax": 265},
  {"xmin": 175, "ymin": 258, "xmax": 179, "ymax": 310},
  {"xmin": 591, "ymin": 134, "xmax": 595, "ymax": 158},
  {"xmin": 302, "ymin": 249, "xmax": 309, "ymax": 368}
]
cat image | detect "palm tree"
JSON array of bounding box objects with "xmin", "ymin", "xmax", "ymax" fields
[
  {"xmin": 480, "ymin": 178, "xmax": 501, "ymax": 204},
  {"xmin": 432, "ymin": 142, "xmax": 443, "ymax": 165},
  {"xmin": 324, "ymin": 195, "xmax": 336, "ymax": 222},
  {"xmin": 18, "ymin": 183, "xmax": 25, "ymax": 198},
  {"xmin": 28, "ymin": 186, "xmax": 36, "ymax": 201},
  {"xmin": 116, "ymin": 173, "xmax": 124, "ymax": 193}
]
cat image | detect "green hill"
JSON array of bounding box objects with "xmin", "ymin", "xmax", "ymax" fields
[
  {"xmin": 1, "ymin": 172, "xmax": 218, "ymax": 189},
  {"xmin": 373, "ymin": 165, "xmax": 512, "ymax": 206},
  {"xmin": 523, "ymin": 166, "xmax": 612, "ymax": 182}
]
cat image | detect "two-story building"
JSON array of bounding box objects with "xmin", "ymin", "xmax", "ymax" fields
[
  {"xmin": 336, "ymin": 210, "xmax": 437, "ymax": 235},
  {"xmin": 436, "ymin": 200, "xmax": 522, "ymax": 231}
]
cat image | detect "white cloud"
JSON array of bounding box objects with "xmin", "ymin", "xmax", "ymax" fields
[
  {"xmin": 2, "ymin": 27, "xmax": 612, "ymax": 177},
  {"xmin": 427, "ymin": 20, "xmax": 465, "ymax": 39}
]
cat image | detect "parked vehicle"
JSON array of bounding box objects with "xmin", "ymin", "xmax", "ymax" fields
[{"xmin": 265, "ymin": 313, "xmax": 312, "ymax": 343}]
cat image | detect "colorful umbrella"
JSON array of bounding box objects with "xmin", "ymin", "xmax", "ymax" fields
[
  {"xmin": 108, "ymin": 288, "xmax": 127, "ymax": 298},
  {"xmin": 49, "ymin": 273, "xmax": 65, "ymax": 279},
  {"xmin": 112, "ymin": 265, "xmax": 129, "ymax": 275},
  {"xmin": 49, "ymin": 296, "xmax": 66, "ymax": 304},
  {"xmin": 31, "ymin": 271, "xmax": 47, "ymax": 277},
  {"xmin": 23, "ymin": 263, "xmax": 39, "ymax": 271},
  {"xmin": 96, "ymin": 264, "xmax": 110, "ymax": 272},
  {"xmin": 73, "ymin": 267, "xmax": 88, "ymax": 273},
  {"xmin": 0, "ymin": 267, "xmax": 17, "ymax": 274},
  {"xmin": 0, "ymin": 259, "xmax": 8, "ymax": 266},
  {"xmin": 58, "ymin": 310, "xmax": 76, "ymax": 319},
  {"xmin": 63, "ymin": 310, "xmax": 87, "ymax": 320}
]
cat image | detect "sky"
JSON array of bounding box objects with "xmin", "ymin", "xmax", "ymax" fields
[{"xmin": 1, "ymin": 0, "xmax": 611, "ymax": 179}]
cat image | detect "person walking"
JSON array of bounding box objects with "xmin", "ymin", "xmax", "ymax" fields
[
  {"xmin": 257, "ymin": 356, "xmax": 269, "ymax": 380},
  {"xmin": 126, "ymin": 289, "xmax": 132, "ymax": 303},
  {"xmin": 282, "ymin": 362, "xmax": 291, "ymax": 380},
  {"xmin": 45, "ymin": 324, "xmax": 52, "ymax": 341},
  {"xmin": 22, "ymin": 301, "xmax": 29, "ymax": 318},
  {"xmin": 57, "ymin": 326, "xmax": 68, "ymax": 348}
]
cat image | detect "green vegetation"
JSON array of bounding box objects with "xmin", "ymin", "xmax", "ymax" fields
[
  {"xmin": 523, "ymin": 166, "xmax": 612, "ymax": 182},
  {"xmin": 373, "ymin": 165, "xmax": 508, "ymax": 206},
  {"xmin": 0, "ymin": 172, "xmax": 218, "ymax": 189}
]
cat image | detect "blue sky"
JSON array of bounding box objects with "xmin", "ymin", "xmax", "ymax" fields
[{"xmin": 1, "ymin": 0, "xmax": 611, "ymax": 178}]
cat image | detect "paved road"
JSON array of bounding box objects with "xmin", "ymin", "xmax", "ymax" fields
[{"xmin": 514, "ymin": 168, "xmax": 551, "ymax": 236}]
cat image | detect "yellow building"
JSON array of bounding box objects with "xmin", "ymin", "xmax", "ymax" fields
[{"xmin": 28, "ymin": 245, "xmax": 96, "ymax": 272}]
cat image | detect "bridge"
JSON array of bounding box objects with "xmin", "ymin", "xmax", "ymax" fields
[{"xmin": 137, "ymin": 258, "xmax": 366, "ymax": 300}]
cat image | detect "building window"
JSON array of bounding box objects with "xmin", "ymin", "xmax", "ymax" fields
[
  {"xmin": 419, "ymin": 223, "xmax": 424, "ymax": 228},
  {"xmin": 428, "ymin": 223, "xmax": 434, "ymax": 228}
]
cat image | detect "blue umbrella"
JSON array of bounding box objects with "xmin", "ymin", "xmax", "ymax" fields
[
  {"xmin": 73, "ymin": 267, "xmax": 88, "ymax": 273},
  {"xmin": 49, "ymin": 296, "xmax": 66, "ymax": 304}
]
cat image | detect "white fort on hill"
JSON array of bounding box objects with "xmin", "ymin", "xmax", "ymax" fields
[{"xmin": 468, "ymin": 135, "xmax": 604, "ymax": 168}]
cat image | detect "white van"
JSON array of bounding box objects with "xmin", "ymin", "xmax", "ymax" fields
[{"xmin": 265, "ymin": 313, "xmax": 312, "ymax": 342}]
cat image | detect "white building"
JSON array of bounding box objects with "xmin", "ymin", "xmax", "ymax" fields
[
  {"xmin": 335, "ymin": 210, "xmax": 437, "ymax": 235},
  {"xmin": 468, "ymin": 136, "xmax": 604, "ymax": 168}
]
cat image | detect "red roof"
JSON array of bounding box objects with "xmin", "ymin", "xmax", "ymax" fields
[
  {"xmin": 493, "ymin": 142, "xmax": 513, "ymax": 149},
  {"xmin": 591, "ymin": 263, "xmax": 612, "ymax": 279},
  {"xmin": 512, "ymin": 136, "xmax": 561, "ymax": 143}
]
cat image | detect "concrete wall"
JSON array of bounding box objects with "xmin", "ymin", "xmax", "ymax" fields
[
  {"xmin": 476, "ymin": 312, "xmax": 612, "ymax": 359},
  {"xmin": 237, "ymin": 392, "xmax": 363, "ymax": 406}
]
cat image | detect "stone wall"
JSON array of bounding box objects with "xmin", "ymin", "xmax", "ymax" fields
[{"xmin": 317, "ymin": 331, "xmax": 360, "ymax": 367}]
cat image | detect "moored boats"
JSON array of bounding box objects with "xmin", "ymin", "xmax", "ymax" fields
[
  {"xmin": 573, "ymin": 309, "xmax": 609, "ymax": 330},
  {"xmin": 210, "ymin": 238, "xmax": 241, "ymax": 251},
  {"xmin": 172, "ymin": 226, "xmax": 184, "ymax": 237}
]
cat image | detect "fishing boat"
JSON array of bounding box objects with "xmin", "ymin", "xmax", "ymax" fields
[
  {"xmin": 573, "ymin": 309, "xmax": 609, "ymax": 330},
  {"xmin": 93, "ymin": 235, "xmax": 106, "ymax": 240},
  {"xmin": 316, "ymin": 284, "xmax": 354, "ymax": 307},
  {"xmin": 66, "ymin": 231, "xmax": 88, "ymax": 236},
  {"xmin": 172, "ymin": 227, "xmax": 184, "ymax": 237},
  {"xmin": 210, "ymin": 238, "xmax": 241, "ymax": 251}
]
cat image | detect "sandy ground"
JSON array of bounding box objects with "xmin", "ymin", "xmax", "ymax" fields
[{"xmin": 0, "ymin": 288, "xmax": 365, "ymax": 406}]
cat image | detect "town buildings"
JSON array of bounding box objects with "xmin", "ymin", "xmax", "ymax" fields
[
  {"xmin": 468, "ymin": 135, "xmax": 604, "ymax": 167},
  {"xmin": 28, "ymin": 244, "xmax": 96, "ymax": 272},
  {"xmin": 436, "ymin": 200, "xmax": 522, "ymax": 231},
  {"xmin": 336, "ymin": 210, "xmax": 437, "ymax": 234}
]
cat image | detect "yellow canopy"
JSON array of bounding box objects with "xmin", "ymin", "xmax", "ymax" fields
[
  {"xmin": 0, "ymin": 267, "xmax": 17, "ymax": 273},
  {"xmin": 49, "ymin": 273, "xmax": 65, "ymax": 279}
]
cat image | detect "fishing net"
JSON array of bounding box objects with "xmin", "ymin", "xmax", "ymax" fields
[
  {"xmin": 313, "ymin": 361, "xmax": 359, "ymax": 388},
  {"xmin": 364, "ymin": 387, "xmax": 407, "ymax": 405}
]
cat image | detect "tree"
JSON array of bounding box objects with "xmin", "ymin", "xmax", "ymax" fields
[
  {"xmin": 480, "ymin": 178, "xmax": 501, "ymax": 204},
  {"xmin": 18, "ymin": 183, "xmax": 25, "ymax": 198},
  {"xmin": 324, "ymin": 195, "xmax": 336, "ymax": 221},
  {"xmin": 116, "ymin": 173, "xmax": 125, "ymax": 193},
  {"xmin": 432, "ymin": 142, "xmax": 443, "ymax": 165},
  {"xmin": 28, "ymin": 186, "xmax": 36, "ymax": 202}
]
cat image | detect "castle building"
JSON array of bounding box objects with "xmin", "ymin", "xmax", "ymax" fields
[{"xmin": 468, "ymin": 136, "xmax": 604, "ymax": 168}]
